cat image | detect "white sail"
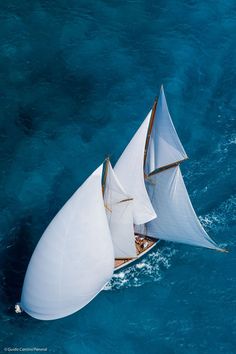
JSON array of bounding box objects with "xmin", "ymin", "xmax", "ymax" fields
[
  {"xmin": 20, "ymin": 165, "xmax": 114, "ymax": 320},
  {"xmin": 104, "ymin": 161, "xmax": 136, "ymax": 258},
  {"xmin": 145, "ymin": 86, "xmax": 188, "ymax": 175},
  {"xmin": 114, "ymin": 111, "xmax": 156, "ymax": 225},
  {"xmin": 145, "ymin": 166, "xmax": 221, "ymax": 250}
]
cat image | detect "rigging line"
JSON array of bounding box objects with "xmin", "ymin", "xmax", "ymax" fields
[
  {"xmin": 116, "ymin": 199, "xmax": 132, "ymax": 219},
  {"xmin": 142, "ymin": 176, "xmax": 156, "ymax": 238},
  {"xmin": 104, "ymin": 204, "xmax": 112, "ymax": 213}
]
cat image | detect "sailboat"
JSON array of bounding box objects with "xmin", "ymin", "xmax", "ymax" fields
[{"xmin": 17, "ymin": 86, "xmax": 225, "ymax": 320}]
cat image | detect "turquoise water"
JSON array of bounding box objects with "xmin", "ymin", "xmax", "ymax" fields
[{"xmin": 0, "ymin": 1, "xmax": 236, "ymax": 353}]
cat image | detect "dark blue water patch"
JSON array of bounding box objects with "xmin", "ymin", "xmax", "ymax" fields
[
  {"xmin": 2, "ymin": 217, "xmax": 33, "ymax": 306},
  {"xmin": 15, "ymin": 106, "xmax": 35, "ymax": 135}
]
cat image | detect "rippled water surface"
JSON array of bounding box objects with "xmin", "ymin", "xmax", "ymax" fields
[{"xmin": 0, "ymin": 1, "xmax": 235, "ymax": 353}]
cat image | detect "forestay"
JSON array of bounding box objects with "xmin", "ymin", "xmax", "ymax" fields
[
  {"xmin": 20, "ymin": 165, "xmax": 114, "ymax": 320},
  {"xmin": 114, "ymin": 111, "xmax": 156, "ymax": 225},
  {"xmin": 145, "ymin": 165, "xmax": 221, "ymax": 250},
  {"xmin": 104, "ymin": 161, "xmax": 137, "ymax": 258},
  {"xmin": 145, "ymin": 86, "xmax": 188, "ymax": 175}
]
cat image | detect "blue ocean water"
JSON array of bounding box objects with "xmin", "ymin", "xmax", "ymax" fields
[{"xmin": 0, "ymin": 0, "xmax": 235, "ymax": 353}]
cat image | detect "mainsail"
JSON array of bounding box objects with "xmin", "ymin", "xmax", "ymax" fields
[
  {"xmin": 20, "ymin": 165, "xmax": 114, "ymax": 320},
  {"xmin": 142, "ymin": 86, "xmax": 222, "ymax": 251},
  {"xmin": 145, "ymin": 166, "xmax": 220, "ymax": 250},
  {"xmin": 114, "ymin": 111, "xmax": 157, "ymax": 225},
  {"xmin": 145, "ymin": 86, "xmax": 188, "ymax": 176},
  {"xmin": 103, "ymin": 160, "xmax": 137, "ymax": 258}
]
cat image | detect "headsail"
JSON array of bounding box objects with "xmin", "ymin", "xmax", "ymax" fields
[
  {"xmin": 104, "ymin": 160, "xmax": 137, "ymax": 258},
  {"xmin": 145, "ymin": 166, "xmax": 221, "ymax": 250},
  {"xmin": 145, "ymin": 86, "xmax": 188, "ymax": 176},
  {"xmin": 20, "ymin": 165, "xmax": 114, "ymax": 320},
  {"xmin": 114, "ymin": 111, "xmax": 156, "ymax": 225}
]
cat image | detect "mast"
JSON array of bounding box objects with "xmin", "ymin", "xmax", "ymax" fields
[
  {"xmin": 102, "ymin": 157, "xmax": 110, "ymax": 196},
  {"xmin": 143, "ymin": 97, "xmax": 158, "ymax": 171}
]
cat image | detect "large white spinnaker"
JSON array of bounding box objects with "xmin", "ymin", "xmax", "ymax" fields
[
  {"xmin": 145, "ymin": 86, "xmax": 188, "ymax": 175},
  {"xmin": 114, "ymin": 111, "xmax": 156, "ymax": 225},
  {"xmin": 104, "ymin": 161, "xmax": 136, "ymax": 259},
  {"xmin": 145, "ymin": 166, "xmax": 222, "ymax": 250},
  {"xmin": 20, "ymin": 165, "xmax": 114, "ymax": 320}
]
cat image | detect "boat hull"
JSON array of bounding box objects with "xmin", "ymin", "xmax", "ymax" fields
[{"xmin": 114, "ymin": 235, "xmax": 159, "ymax": 271}]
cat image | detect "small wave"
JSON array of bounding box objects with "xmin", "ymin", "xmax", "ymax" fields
[
  {"xmin": 216, "ymin": 133, "xmax": 236, "ymax": 154},
  {"xmin": 199, "ymin": 194, "xmax": 236, "ymax": 248},
  {"xmin": 200, "ymin": 194, "xmax": 235, "ymax": 229},
  {"xmin": 105, "ymin": 246, "xmax": 176, "ymax": 291}
]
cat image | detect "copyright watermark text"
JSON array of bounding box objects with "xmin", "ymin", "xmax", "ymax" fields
[{"xmin": 3, "ymin": 348, "xmax": 48, "ymax": 352}]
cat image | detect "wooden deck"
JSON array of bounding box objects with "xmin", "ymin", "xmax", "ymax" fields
[{"xmin": 114, "ymin": 234, "xmax": 158, "ymax": 270}]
